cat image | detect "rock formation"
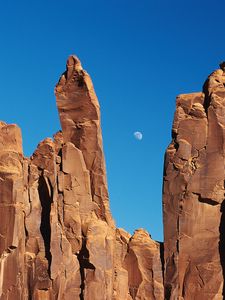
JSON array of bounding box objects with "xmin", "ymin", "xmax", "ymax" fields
[
  {"xmin": 0, "ymin": 56, "xmax": 164, "ymax": 299},
  {"xmin": 163, "ymin": 64, "xmax": 225, "ymax": 299},
  {"xmin": 2, "ymin": 54, "xmax": 225, "ymax": 300}
]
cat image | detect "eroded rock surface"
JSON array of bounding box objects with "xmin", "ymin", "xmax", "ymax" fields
[
  {"xmin": 55, "ymin": 56, "xmax": 113, "ymax": 227},
  {"xmin": 163, "ymin": 64, "xmax": 225, "ymax": 299},
  {"xmin": 0, "ymin": 56, "xmax": 163, "ymax": 299}
]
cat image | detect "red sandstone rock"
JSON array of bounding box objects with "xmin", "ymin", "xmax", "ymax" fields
[
  {"xmin": 124, "ymin": 229, "xmax": 164, "ymax": 299},
  {"xmin": 0, "ymin": 123, "xmax": 25, "ymax": 299},
  {"xmin": 7, "ymin": 54, "xmax": 225, "ymax": 300},
  {"xmin": 163, "ymin": 64, "xmax": 225, "ymax": 299},
  {"xmin": 0, "ymin": 56, "xmax": 163, "ymax": 299},
  {"xmin": 55, "ymin": 55, "xmax": 113, "ymax": 227}
]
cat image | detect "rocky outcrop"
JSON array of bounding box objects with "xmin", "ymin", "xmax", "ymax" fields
[
  {"xmin": 0, "ymin": 56, "xmax": 163, "ymax": 299},
  {"xmin": 6, "ymin": 54, "xmax": 225, "ymax": 300},
  {"xmin": 55, "ymin": 56, "xmax": 113, "ymax": 227},
  {"xmin": 163, "ymin": 64, "xmax": 225, "ymax": 299},
  {"xmin": 0, "ymin": 122, "xmax": 25, "ymax": 299}
]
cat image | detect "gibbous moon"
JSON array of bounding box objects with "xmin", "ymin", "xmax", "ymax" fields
[{"xmin": 134, "ymin": 131, "xmax": 143, "ymax": 140}]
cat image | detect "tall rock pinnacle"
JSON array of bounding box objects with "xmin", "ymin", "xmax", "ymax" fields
[
  {"xmin": 55, "ymin": 55, "xmax": 113, "ymax": 226},
  {"xmin": 163, "ymin": 64, "xmax": 225, "ymax": 298},
  {"xmin": 0, "ymin": 55, "xmax": 163, "ymax": 299}
]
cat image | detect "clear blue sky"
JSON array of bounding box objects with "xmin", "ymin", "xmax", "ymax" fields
[{"xmin": 1, "ymin": 0, "xmax": 225, "ymax": 241}]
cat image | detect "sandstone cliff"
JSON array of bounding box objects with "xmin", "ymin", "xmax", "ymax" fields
[
  {"xmin": 0, "ymin": 56, "xmax": 164, "ymax": 299},
  {"xmin": 2, "ymin": 54, "xmax": 225, "ymax": 300},
  {"xmin": 163, "ymin": 62, "xmax": 225, "ymax": 299}
]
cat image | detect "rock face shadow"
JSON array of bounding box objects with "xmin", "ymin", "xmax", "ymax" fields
[
  {"xmin": 38, "ymin": 175, "xmax": 52, "ymax": 274},
  {"xmin": 219, "ymin": 200, "xmax": 225, "ymax": 297},
  {"xmin": 77, "ymin": 238, "xmax": 95, "ymax": 300}
]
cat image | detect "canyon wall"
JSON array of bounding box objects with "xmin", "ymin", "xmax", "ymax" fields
[{"xmin": 163, "ymin": 63, "xmax": 225, "ymax": 299}]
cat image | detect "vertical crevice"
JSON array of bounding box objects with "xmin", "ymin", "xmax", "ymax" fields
[
  {"xmin": 38, "ymin": 175, "xmax": 53, "ymax": 275},
  {"xmin": 202, "ymin": 78, "xmax": 211, "ymax": 113},
  {"xmin": 159, "ymin": 242, "xmax": 165, "ymax": 282},
  {"xmin": 165, "ymin": 284, "xmax": 172, "ymax": 300},
  {"xmin": 164, "ymin": 253, "xmax": 176, "ymax": 300},
  {"xmin": 77, "ymin": 238, "xmax": 95, "ymax": 300},
  {"xmin": 219, "ymin": 199, "xmax": 225, "ymax": 297},
  {"xmin": 176, "ymin": 216, "xmax": 179, "ymax": 253},
  {"xmin": 57, "ymin": 148, "xmax": 62, "ymax": 171}
]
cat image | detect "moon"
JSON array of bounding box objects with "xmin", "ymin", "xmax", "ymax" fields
[{"xmin": 134, "ymin": 131, "xmax": 143, "ymax": 140}]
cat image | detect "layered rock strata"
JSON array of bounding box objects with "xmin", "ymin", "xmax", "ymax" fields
[
  {"xmin": 0, "ymin": 56, "xmax": 164, "ymax": 299},
  {"xmin": 163, "ymin": 63, "xmax": 225, "ymax": 299}
]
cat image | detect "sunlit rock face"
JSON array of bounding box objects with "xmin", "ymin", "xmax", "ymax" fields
[
  {"xmin": 0, "ymin": 56, "xmax": 164, "ymax": 299},
  {"xmin": 163, "ymin": 64, "xmax": 225, "ymax": 299},
  {"xmin": 3, "ymin": 54, "xmax": 225, "ymax": 300}
]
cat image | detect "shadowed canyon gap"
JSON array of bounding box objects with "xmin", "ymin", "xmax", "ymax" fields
[{"xmin": 0, "ymin": 56, "xmax": 225, "ymax": 299}]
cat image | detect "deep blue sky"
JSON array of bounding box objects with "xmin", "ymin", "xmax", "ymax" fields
[{"xmin": 1, "ymin": 1, "xmax": 225, "ymax": 241}]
